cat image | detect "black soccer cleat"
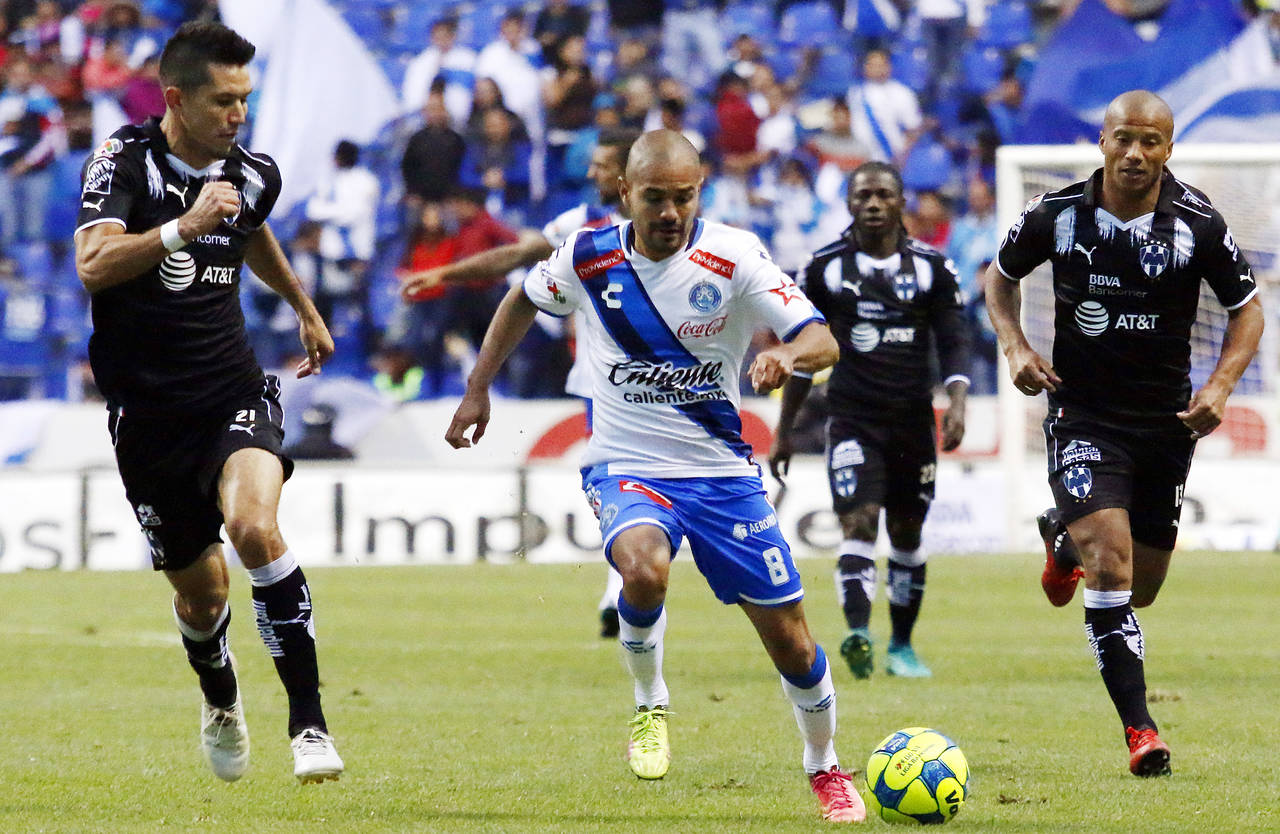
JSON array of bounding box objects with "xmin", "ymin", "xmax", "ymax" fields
[{"xmin": 599, "ymin": 607, "xmax": 620, "ymax": 639}]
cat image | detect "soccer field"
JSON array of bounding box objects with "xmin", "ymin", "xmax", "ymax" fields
[{"xmin": 1, "ymin": 552, "xmax": 1275, "ymax": 833}]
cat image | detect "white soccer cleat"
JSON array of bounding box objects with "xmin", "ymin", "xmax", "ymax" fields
[
  {"xmin": 200, "ymin": 696, "xmax": 250, "ymax": 782},
  {"xmin": 291, "ymin": 728, "xmax": 344, "ymax": 784}
]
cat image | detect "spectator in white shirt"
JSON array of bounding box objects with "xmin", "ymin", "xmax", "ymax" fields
[
  {"xmin": 916, "ymin": 0, "xmax": 987, "ymax": 107},
  {"xmin": 846, "ymin": 48, "xmax": 922, "ymax": 164},
  {"xmin": 401, "ymin": 17, "xmax": 477, "ymax": 128}
]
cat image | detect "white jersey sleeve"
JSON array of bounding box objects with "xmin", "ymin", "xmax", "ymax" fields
[
  {"xmin": 734, "ymin": 237, "xmax": 826, "ymax": 341},
  {"xmin": 521, "ymin": 231, "xmax": 584, "ymax": 318}
]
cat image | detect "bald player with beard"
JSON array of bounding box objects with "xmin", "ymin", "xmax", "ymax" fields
[
  {"xmin": 986, "ymin": 90, "xmax": 1263, "ymax": 777},
  {"xmin": 446, "ymin": 130, "xmax": 867, "ymax": 822}
]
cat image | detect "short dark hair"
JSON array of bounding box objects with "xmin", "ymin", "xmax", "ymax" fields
[
  {"xmin": 597, "ymin": 127, "xmax": 640, "ymax": 168},
  {"xmin": 334, "ymin": 139, "xmax": 360, "ymax": 167},
  {"xmin": 158, "ymin": 22, "xmax": 255, "ymax": 91},
  {"xmin": 847, "ymin": 160, "xmax": 904, "ymax": 199}
]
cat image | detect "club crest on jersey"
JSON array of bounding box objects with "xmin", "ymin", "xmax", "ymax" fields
[
  {"xmin": 1138, "ymin": 243, "xmax": 1169, "ymax": 279},
  {"xmin": 893, "ymin": 273, "xmax": 917, "ymax": 301},
  {"xmin": 688, "ymin": 280, "xmax": 722, "ymax": 313},
  {"xmin": 1063, "ymin": 465, "xmax": 1093, "ymax": 500}
]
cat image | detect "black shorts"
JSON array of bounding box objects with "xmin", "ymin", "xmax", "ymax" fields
[
  {"xmin": 825, "ymin": 412, "xmax": 937, "ymax": 517},
  {"xmin": 109, "ymin": 375, "xmax": 293, "ymax": 572},
  {"xmin": 1043, "ymin": 409, "xmax": 1195, "ymax": 552}
]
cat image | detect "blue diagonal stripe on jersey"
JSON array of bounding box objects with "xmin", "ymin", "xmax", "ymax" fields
[{"xmin": 574, "ymin": 227, "xmax": 752, "ymax": 459}]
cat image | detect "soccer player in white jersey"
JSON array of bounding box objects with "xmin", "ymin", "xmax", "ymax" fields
[
  {"xmin": 445, "ymin": 130, "xmax": 865, "ymax": 823},
  {"xmin": 403, "ymin": 130, "xmax": 638, "ymax": 637}
]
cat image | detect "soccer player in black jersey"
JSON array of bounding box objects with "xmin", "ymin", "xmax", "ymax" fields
[
  {"xmin": 985, "ymin": 90, "xmax": 1264, "ymax": 777},
  {"xmin": 73, "ymin": 22, "xmax": 344, "ymax": 784},
  {"xmin": 771, "ymin": 161, "xmax": 971, "ymax": 681}
]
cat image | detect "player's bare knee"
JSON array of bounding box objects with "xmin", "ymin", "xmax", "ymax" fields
[
  {"xmin": 840, "ymin": 506, "xmax": 880, "ymax": 541},
  {"xmin": 885, "ymin": 516, "xmax": 924, "ymax": 551},
  {"xmin": 1131, "ymin": 587, "xmax": 1159, "ymax": 608},
  {"xmin": 176, "ymin": 587, "xmax": 228, "ymax": 629},
  {"xmin": 223, "ymin": 515, "xmax": 283, "ymax": 562}
]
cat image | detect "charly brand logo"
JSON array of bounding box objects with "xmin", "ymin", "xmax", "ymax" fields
[
  {"xmin": 850, "ymin": 322, "xmax": 880, "ymax": 352},
  {"xmin": 1074, "ymin": 301, "xmax": 1109, "ymax": 336},
  {"xmin": 158, "ymin": 252, "xmax": 197, "ymax": 291}
]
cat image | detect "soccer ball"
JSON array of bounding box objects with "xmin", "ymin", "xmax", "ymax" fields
[{"xmin": 865, "ymin": 727, "xmax": 969, "ymax": 824}]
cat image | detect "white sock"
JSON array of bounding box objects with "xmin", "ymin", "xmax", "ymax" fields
[
  {"xmin": 619, "ymin": 608, "xmax": 669, "ymax": 708},
  {"xmin": 598, "ymin": 566, "xmax": 624, "ymax": 611},
  {"xmin": 781, "ymin": 663, "xmax": 839, "ymax": 774}
]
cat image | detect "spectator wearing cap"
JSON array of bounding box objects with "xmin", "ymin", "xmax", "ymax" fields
[{"xmin": 402, "ymin": 16, "xmax": 477, "ymax": 128}]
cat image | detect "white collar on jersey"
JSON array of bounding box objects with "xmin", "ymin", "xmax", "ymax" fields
[
  {"xmin": 165, "ymin": 153, "xmax": 226, "ymax": 180},
  {"xmin": 1094, "ymin": 207, "xmax": 1155, "ymax": 233}
]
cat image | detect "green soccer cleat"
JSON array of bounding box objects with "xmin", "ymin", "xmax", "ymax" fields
[
  {"xmin": 626, "ymin": 706, "xmax": 671, "ymax": 780},
  {"xmin": 885, "ymin": 642, "xmax": 933, "ymax": 678},
  {"xmin": 839, "ymin": 629, "xmax": 874, "ymax": 679}
]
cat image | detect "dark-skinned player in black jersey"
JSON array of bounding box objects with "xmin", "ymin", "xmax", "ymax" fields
[
  {"xmin": 771, "ymin": 161, "xmax": 971, "ymax": 681},
  {"xmin": 985, "ymin": 90, "xmax": 1263, "ymax": 777},
  {"xmin": 74, "ymin": 22, "xmax": 343, "ymax": 784}
]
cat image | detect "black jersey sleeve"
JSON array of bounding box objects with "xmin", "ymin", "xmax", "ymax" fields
[
  {"xmin": 797, "ymin": 244, "xmax": 841, "ymax": 318},
  {"xmin": 75, "ymin": 138, "xmax": 141, "ymax": 233},
  {"xmin": 1198, "ymin": 210, "xmax": 1258, "ymax": 311},
  {"xmin": 930, "ymin": 255, "xmax": 972, "ymax": 383},
  {"xmin": 232, "ymin": 151, "xmax": 282, "ymax": 231},
  {"xmin": 995, "ymin": 193, "xmax": 1056, "ymax": 280}
]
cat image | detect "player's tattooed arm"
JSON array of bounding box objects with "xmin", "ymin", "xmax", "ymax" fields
[{"xmin": 245, "ymin": 223, "xmax": 334, "ymax": 378}]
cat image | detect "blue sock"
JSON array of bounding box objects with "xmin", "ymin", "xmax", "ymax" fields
[{"xmin": 617, "ymin": 594, "xmax": 663, "ymax": 628}]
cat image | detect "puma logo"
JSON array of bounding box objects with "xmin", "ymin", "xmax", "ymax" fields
[
  {"xmin": 842, "ymin": 279, "xmax": 862, "ymax": 296},
  {"xmin": 82, "ymin": 198, "xmax": 104, "ymax": 211},
  {"xmin": 229, "ymin": 424, "xmax": 255, "ymax": 436},
  {"xmin": 1073, "ymin": 243, "xmax": 1097, "ymax": 265},
  {"xmin": 166, "ymin": 182, "xmax": 190, "ymax": 207}
]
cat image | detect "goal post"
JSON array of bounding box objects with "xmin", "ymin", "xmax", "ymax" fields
[{"xmin": 993, "ymin": 143, "xmax": 1280, "ymax": 550}]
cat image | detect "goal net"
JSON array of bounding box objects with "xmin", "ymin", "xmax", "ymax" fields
[{"xmin": 993, "ymin": 144, "xmax": 1280, "ymax": 540}]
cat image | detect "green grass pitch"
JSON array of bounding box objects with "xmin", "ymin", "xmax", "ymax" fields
[{"xmin": 1, "ymin": 551, "xmax": 1276, "ymax": 833}]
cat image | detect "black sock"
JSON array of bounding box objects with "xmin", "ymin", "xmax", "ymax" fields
[
  {"xmin": 251, "ymin": 567, "xmax": 327, "ymax": 737},
  {"xmin": 887, "ymin": 560, "xmax": 926, "ymax": 646},
  {"xmin": 836, "ymin": 552, "xmax": 876, "ymax": 630},
  {"xmin": 1084, "ymin": 604, "xmax": 1155, "ymax": 732},
  {"xmin": 180, "ymin": 606, "xmax": 238, "ymax": 710}
]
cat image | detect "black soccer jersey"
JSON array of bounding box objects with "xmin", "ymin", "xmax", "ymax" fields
[
  {"xmin": 997, "ymin": 168, "xmax": 1257, "ymax": 427},
  {"xmin": 76, "ymin": 118, "xmax": 282, "ymax": 417},
  {"xmin": 799, "ymin": 232, "xmax": 971, "ymax": 419}
]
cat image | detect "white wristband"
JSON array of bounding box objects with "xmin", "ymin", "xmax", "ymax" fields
[{"xmin": 160, "ymin": 219, "xmax": 187, "ymax": 253}]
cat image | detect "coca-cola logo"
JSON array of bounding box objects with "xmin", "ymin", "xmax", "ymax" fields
[{"xmin": 677, "ymin": 316, "xmax": 727, "ymax": 338}]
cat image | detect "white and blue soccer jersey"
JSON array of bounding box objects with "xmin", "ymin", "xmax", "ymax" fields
[
  {"xmin": 523, "ymin": 218, "xmax": 825, "ymax": 478},
  {"xmin": 541, "ymin": 204, "xmax": 623, "ymax": 398}
]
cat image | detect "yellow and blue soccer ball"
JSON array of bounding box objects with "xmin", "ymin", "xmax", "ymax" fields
[{"xmin": 865, "ymin": 727, "xmax": 969, "ymax": 824}]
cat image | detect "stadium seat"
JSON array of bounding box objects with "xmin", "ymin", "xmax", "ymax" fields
[
  {"xmin": 890, "ymin": 44, "xmax": 929, "ymax": 93},
  {"xmin": 342, "ymin": 6, "xmax": 385, "ymax": 43},
  {"xmin": 388, "ymin": 3, "xmax": 436, "ymax": 53},
  {"xmin": 962, "ymin": 45, "xmax": 1006, "ymax": 95},
  {"xmin": 807, "ymin": 49, "xmax": 855, "ymax": 100},
  {"xmin": 901, "ymin": 139, "xmax": 955, "ymax": 193},
  {"xmin": 12, "ymin": 242, "xmax": 53, "ymax": 288},
  {"xmin": 981, "ymin": 0, "xmax": 1033, "ymax": 49},
  {"xmin": 720, "ymin": 2, "xmax": 775, "ymax": 40},
  {"xmin": 779, "ymin": 1, "xmax": 841, "ymax": 48}
]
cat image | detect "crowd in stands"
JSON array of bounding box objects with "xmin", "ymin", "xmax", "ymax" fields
[{"xmin": 0, "ymin": 0, "xmax": 1272, "ymax": 406}]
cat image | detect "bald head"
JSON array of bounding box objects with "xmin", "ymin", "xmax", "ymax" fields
[
  {"xmin": 625, "ymin": 129, "xmax": 701, "ymax": 182},
  {"xmin": 1102, "ymin": 90, "xmax": 1173, "ymax": 140},
  {"xmin": 620, "ymin": 129, "xmax": 703, "ymax": 261}
]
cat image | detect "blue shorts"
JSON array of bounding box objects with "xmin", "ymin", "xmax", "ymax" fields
[{"xmin": 582, "ymin": 465, "xmax": 803, "ymax": 606}]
